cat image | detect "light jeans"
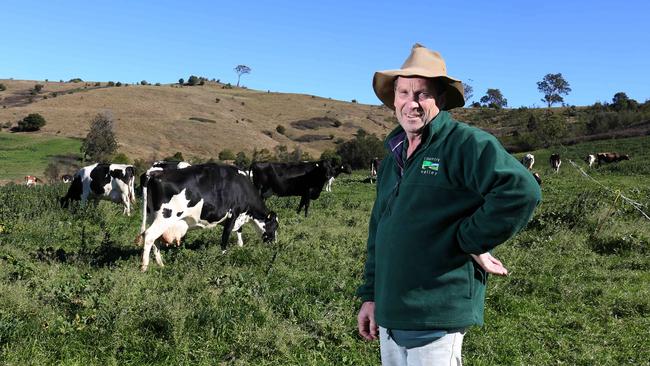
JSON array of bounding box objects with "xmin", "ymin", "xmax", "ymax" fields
[{"xmin": 379, "ymin": 326, "xmax": 464, "ymax": 366}]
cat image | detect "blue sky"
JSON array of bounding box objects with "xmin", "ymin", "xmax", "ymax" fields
[{"xmin": 1, "ymin": 0, "xmax": 648, "ymax": 107}]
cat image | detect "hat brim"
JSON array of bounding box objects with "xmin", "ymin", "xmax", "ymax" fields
[{"xmin": 373, "ymin": 69, "xmax": 465, "ymax": 110}]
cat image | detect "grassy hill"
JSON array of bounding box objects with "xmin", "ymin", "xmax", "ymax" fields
[{"xmin": 0, "ymin": 79, "xmax": 396, "ymax": 162}]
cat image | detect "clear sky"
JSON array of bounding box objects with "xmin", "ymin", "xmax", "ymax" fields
[{"xmin": 1, "ymin": 0, "xmax": 648, "ymax": 108}]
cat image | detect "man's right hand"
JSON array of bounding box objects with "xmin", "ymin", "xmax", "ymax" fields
[{"xmin": 357, "ymin": 301, "xmax": 378, "ymax": 341}]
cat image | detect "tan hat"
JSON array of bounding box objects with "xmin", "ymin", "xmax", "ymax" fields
[{"xmin": 373, "ymin": 43, "xmax": 465, "ymax": 110}]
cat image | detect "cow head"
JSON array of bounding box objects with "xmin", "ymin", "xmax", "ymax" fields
[{"xmin": 261, "ymin": 211, "xmax": 279, "ymax": 243}]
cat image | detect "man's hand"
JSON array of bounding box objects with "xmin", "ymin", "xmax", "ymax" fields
[
  {"xmin": 357, "ymin": 301, "xmax": 378, "ymax": 341},
  {"xmin": 470, "ymin": 252, "xmax": 508, "ymax": 276}
]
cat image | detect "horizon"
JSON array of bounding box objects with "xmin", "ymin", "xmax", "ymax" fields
[{"xmin": 1, "ymin": 0, "xmax": 648, "ymax": 108}]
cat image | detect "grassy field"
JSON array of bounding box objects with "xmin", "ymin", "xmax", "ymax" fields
[
  {"xmin": 0, "ymin": 131, "xmax": 81, "ymax": 183},
  {"xmin": 0, "ymin": 136, "xmax": 649, "ymax": 365}
]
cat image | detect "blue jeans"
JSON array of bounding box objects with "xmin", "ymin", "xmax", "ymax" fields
[{"xmin": 379, "ymin": 326, "xmax": 465, "ymax": 366}]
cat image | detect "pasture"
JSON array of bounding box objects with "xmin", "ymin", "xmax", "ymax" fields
[{"xmin": 1, "ymin": 136, "xmax": 649, "ymax": 365}]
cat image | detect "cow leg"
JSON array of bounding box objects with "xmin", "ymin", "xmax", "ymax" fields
[
  {"xmin": 296, "ymin": 195, "xmax": 308, "ymax": 215},
  {"xmin": 141, "ymin": 221, "xmax": 170, "ymax": 271},
  {"xmin": 236, "ymin": 228, "xmax": 244, "ymax": 247},
  {"xmin": 220, "ymin": 217, "xmax": 236, "ymax": 253},
  {"xmin": 122, "ymin": 192, "xmax": 131, "ymax": 216}
]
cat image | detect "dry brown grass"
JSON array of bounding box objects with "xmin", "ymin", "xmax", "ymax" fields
[{"xmin": 0, "ymin": 79, "xmax": 396, "ymax": 160}]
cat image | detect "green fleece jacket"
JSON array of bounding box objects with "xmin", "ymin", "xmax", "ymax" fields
[{"xmin": 357, "ymin": 111, "xmax": 541, "ymax": 330}]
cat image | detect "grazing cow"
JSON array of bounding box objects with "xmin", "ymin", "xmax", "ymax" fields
[
  {"xmin": 250, "ymin": 160, "xmax": 334, "ymax": 217},
  {"xmin": 325, "ymin": 163, "xmax": 352, "ymax": 192},
  {"xmin": 532, "ymin": 172, "xmax": 542, "ymax": 186},
  {"xmin": 521, "ymin": 153, "xmax": 535, "ymax": 170},
  {"xmin": 139, "ymin": 161, "xmax": 191, "ymax": 240},
  {"xmin": 550, "ymin": 153, "xmax": 561, "ymax": 173},
  {"xmin": 61, "ymin": 174, "xmax": 73, "ymax": 183},
  {"xmin": 370, "ymin": 158, "xmax": 381, "ymax": 183},
  {"xmin": 596, "ymin": 152, "xmax": 630, "ymax": 165},
  {"xmin": 24, "ymin": 175, "xmax": 41, "ymax": 187},
  {"xmin": 60, "ymin": 163, "xmax": 136, "ymax": 215},
  {"xmin": 139, "ymin": 163, "xmax": 278, "ymax": 271},
  {"xmin": 585, "ymin": 154, "xmax": 596, "ymax": 168}
]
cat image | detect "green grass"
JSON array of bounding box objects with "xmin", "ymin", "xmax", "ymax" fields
[
  {"xmin": 0, "ymin": 131, "xmax": 82, "ymax": 181},
  {"xmin": 1, "ymin": 136, "xmax": 649, "ymax": 365}
]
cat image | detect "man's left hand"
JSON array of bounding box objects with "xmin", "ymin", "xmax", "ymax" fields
[{"xmin": 470, "ymin": 252, "xmax": 508, "ymax": 276}]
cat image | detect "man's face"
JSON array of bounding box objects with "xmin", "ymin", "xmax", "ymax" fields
[{"xmin": 393, "ymin": 77, "xmax": 442, "ymax": 136}]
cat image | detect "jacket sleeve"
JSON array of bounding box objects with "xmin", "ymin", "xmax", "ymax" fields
[
  {"xmin": 456, "ymin": 134, "xmax": 542, "ymax": 254},
  {"xmin": 356, "ymin": 160, "xmax": 387, "ymax": 302}
]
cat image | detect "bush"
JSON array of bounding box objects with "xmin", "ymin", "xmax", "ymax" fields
[
  {"xmin": 178, "ymin": 78, "xmax": 184, "ymax": 85},
  {"xmin": 0, "ymin": 83, "xmax": 6, "ymax": 91},
  {"xmin": 276, "ymin": 125, "xmax": 286, "ymax": 135},
  {"xmin": 218, "ymin": 149, "xmax": 236, "ymax": 161},
  {"xmin": 187, "ymin": 75, "xmax": 199, "ymax": 86},
  {"xmin": 336, "ymin": 132, "xmax": 385, "ymax": 169},
  {"xmin": 94, "ymin": 82, "xmax": 101, "ymax": 86},
  {"xmin": 107, "ymin": 81, "xmax": 115, "ymax": 87},
  {"xmin": 43, "ymin": 162, "xmax": 60, "ymax": 183},
  {"xmin": 33, "ymin": 84, "xmax": 44, "ymax": 93},
  {"xmin": 234, "ymin": 152, "xmax": 251, "ymax": 169},
  {"xmin": 140, "ymin": 80, "xmax": 148, "ymax": 85},
  {"xmin": 81, "ymin": 112, "xmax": 118, "ymax": 162},
  {"xmin": 115, "ymin": 82, "xmax": 122, "ymax": 87},
  {"xmin": 68, "ymin": 78, "xmax": 83, "ymax": 83},
  {"xmin": 18, "ymin": 113, "xmax": 47, "ymax": 132},
  {"xmin": 112, "ymin": 152, "xmax": 131, "ymax": 164}
]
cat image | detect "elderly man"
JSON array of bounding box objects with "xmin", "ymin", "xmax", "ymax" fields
[{"xmin": 356, "ymin": 44, "xmax": 541, "ymax": 365}]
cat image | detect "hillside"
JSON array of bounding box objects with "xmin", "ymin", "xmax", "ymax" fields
[{"xmin": 0, "ymin": 79, "xmax": 396, "ymax": 160}]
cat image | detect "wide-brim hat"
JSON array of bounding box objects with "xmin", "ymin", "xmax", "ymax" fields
[{"xmin": 373, "ymin": 43, "xmax": 465, "ymax": 110}]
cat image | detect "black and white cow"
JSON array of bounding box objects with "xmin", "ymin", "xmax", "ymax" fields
[
  {"xmin": 60, "ymin": 163, "xmax": 136, "ymax": 215},
  {"xmin": 585, "ymin": 154, "xmax": 596, "ymax": 168},
  {"xmin": 250, "ymin": 160, "xmax": 333, "ymax": 217},
  {"xmin": 521, "ymin": 153, "xmax": 535, "ymax": 170},
  {"xmin": 370, "ymin": 158, "xmax": 381, "ymax": 184},
  {"xmin": 325, "ymin": 163, "xmax": 352, "ymax": 192},
  {"xmin": 139, "ymin": 163, "xmax": 278, "ymax": 271},
  {"xmin": 550, "ymin": 153, "xmax": 561, "ymax": 173},
  {"xmin": 139, "ymin": 160, "xmax": 191, "ymax": 238}
]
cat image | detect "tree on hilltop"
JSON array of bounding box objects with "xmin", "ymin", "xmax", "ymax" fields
[
  {"xmin": 234, "ymin": 65, "xmax": 251, "ymax": 87},
  {"xmin": 537, "ymin": 73, "xmax": 571, "ymax": 108},
  {"xmin": 480, "ymin": 88, "xmax": 508, "ymax": 109}
]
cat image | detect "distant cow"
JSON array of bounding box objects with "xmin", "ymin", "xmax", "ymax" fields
[
  {"xmin": 532, "ymin": 172, "xmax": 542, "ymax": 186},
  {"xmin": 61, "ymin": 174, "xmax": 73, "ymax": 183},
  {"xmin": 585, "ymin": 154, "xmax": 596, "ymax": 168},
  {"xmin": 139, "ymin": 163, "xmax": 278, "ymax": 271},
  {"xmin": 325, "ymin": 163, "xmax": 352, "ymax": 192},
  {"xmin": 139, "ymin": 161, "xmax": 191, "ymax": 239},
  {"xmin": 550, "ymin": 153, "xmax": 561, "ymax": 173},
  {"xmin": 251, "ymin": 160, "xmax": 334, "ymax": 217},
  {"xmin": 370, "ymin": 158, "xmax": 381, "ymax": 183},
  {"xmin": 60, "ymin": 163, "xmax": 136, "ymax": 215},
  {"xmin": 24, "ymin": 175, "xmax": 41, "ymax": 187},
  {"xmin": 521, "ymin": 153, "xmax": 535, "ymax": 170},
  {"xmin": 596, "ymin": 152, "xmax": 630, "ymax": 165}
]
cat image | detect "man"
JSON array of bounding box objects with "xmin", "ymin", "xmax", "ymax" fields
[{"xmin": 356, "ymin": 44, "xmax": 541, "ymax": 365}]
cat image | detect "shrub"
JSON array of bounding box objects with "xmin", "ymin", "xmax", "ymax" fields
[
  {"xmin": 33, "ymin": 84, "xmax": 44, "ymax": 93},
  {"xmin": 218, "ymin": 149, "xmax": 236, "ymax": 161},
  {"xmin": 94, "ymin": 82, "xmax": 101, "ymax": 86},
  {"xmin": 107, "ymin": 81, "xmax": 115, "ymax": 87},
  {"xmin": 155, "ymin": 83, "xmax": 161, "ymax": 86},
  {"xmin": 140, "ymin": 80, "xmax": 148, "ymax": 85},
  {"xmin": 43, "ymin": 162, "xmax": 61, "ymax": 183},
  {"xmin": 18, "ymin": 113, "xmax": 47, "ymax": 131},
  {"xmin": 178, "ymin": 78, "xmax": 184, "ymax": 85},
  {"xmin": 187, "ymin": 75, "xmax": 199, "ymax": 86},
  {"xmin": 68, "ymin": 78, "xmax": 83, "ymax": 83},
  {"xmin": 234, "ymin": 152, "xmax": 251, "ymax": 169},
  {"xmin": 115, "ymin": 82, "xmax": 122, "ymax": 87},
  {"xmin": 336, "ymin": 132, "xmax": 385, "ymax": 169},
  {"xmin": 112, "ymin": 152, "xmax": 131, "ymax": 164},
  {"xmin": 0, "ymin": 83, "xmax": 6, "ymax": 91},
  {"xmin": 351, "ymin": 99, "xmax": 357, "ymax": 103},
  {"xmin": 215, "ymin": 98, "xmax": 220, "ymax": 103},
  {"xmin": 276, "ymin": 125, "xmax": 286, "ymax": 135}
]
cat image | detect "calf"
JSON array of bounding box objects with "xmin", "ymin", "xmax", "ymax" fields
[
  {"xmin": 521, "ymin": 153, "xmax": 535, "ymax": 170},
  {"xmin": 596, "ymin": 152, "xmax": 630, "ymax": 165},
  {"xmin": 60, "ymin": 163, "xmax": 136, "ymax": 215},
  {"xmin": 585, "ymin": 154, "xmax": 596, "ymax": 168},
  {"xmin": 140, "ymin": 163, "xmax": 278, "ymax": 271},
  {"xmin": 370, "ymin": 158, "xmax": 381, "ymax": 183},
  {"xmin": 139, "ymin": 160, "xmax": 191, "ymax": 239},
  {"xmin": 550, "ymin": 153, "xmax": 561, "ymax": 173},
  {"xmin": 250, "ymin": 160, "xmax": 333, "ymax": 217},
  {"xmin": 325, "ymin": 163, "xmax": 352, "ymax": 192}
]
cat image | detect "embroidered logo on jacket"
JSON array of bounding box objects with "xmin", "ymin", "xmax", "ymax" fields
[{"xmin": 421, "ymin": 157, "xmax": 440, "ymax": 175}]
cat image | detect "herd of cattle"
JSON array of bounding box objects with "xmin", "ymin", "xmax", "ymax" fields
[
  {"xmin": 520, "ymin": 151, "xmax": 631, "ymax": 185},
  {"xmin": 31, "ymin": 159, "xmax": 349, "ymax": 271},
  {"xmin": 18, "ymin": 151, "xmax": 629, "ymax": 271}
]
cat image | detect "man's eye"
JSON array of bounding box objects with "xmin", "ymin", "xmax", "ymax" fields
[{"xmin": 419, "ymin": 92, "xmax": 433, "ymax": 100}]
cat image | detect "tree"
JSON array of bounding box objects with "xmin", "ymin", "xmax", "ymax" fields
[
  {"xmin": 536, "ymin": 110, "xmax": 566, "ymax": 144},
  {"xmin": 178, "ymin": 78, "xmax": 184, "ymax": 85},
  {"xmin": 81, "ymin": 112, "xmax": 118, "ymax": 162},
  {"xmin": 463, "ymin": 80, "xmax": 474, "ymax": 103},
  {"xmin": 480, "ymin": 89, "xmax": 507, "ymax": 109},
  {"xmin": 18, "ymin": 113, "xmax": 47, "ymax": 131},
  {"xmin": 336, "ymin": 133, "xmax": 385, "ymax": 169},
  {"xmin": 187, "ymin": 75, "xmax": 199, "ymax": 86},
  {"xmin": 234, "ymin": 65, "xmax": 251, "ymax": 87},
  {"xmin": 537, "ymin": 73, "xmax": 571, "ymax": 108},
  {"xmin": 611, "ymin": 92, "xmax": 638, "ymax": 111},
  {"xmin": 218, "ymin": 149, "xmax": 236, "ymax": 160}
]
